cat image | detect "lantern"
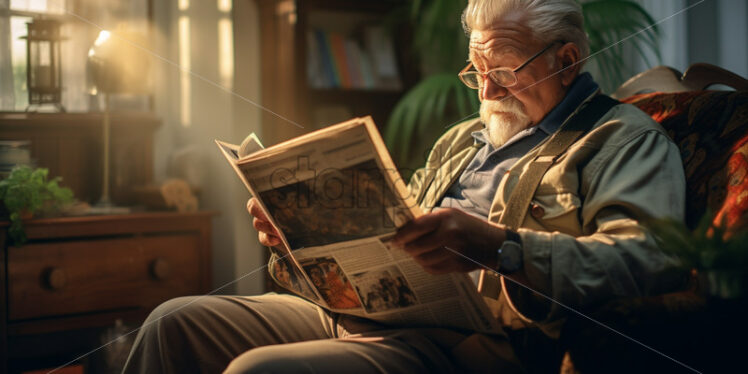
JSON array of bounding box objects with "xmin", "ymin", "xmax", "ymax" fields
[{"xmin": 24, "ymin": 19, "xmax": 64, "ymax": 111}]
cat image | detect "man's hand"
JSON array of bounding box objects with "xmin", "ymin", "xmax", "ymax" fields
[
  {"xmin": 392, "ymin": 208, "xmax": 507, "ymax": 274},
  {"xmin": 247, "ymin": 198, "xmax": 282, "ymax": 247}
]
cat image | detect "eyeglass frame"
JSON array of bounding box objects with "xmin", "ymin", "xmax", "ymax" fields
[{"xmin": 458, "ymin": 41, "xmax": 563, "ymax": 89}]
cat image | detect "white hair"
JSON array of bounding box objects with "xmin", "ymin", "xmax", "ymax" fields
[{"xmin": 462, "ymin": 0, "xmax": 589, "ymax": 62}]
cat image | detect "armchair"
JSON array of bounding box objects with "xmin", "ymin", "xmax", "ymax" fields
[{"xmin": 560, "ymin": 63, "xmax": 748, "ymax": 374}]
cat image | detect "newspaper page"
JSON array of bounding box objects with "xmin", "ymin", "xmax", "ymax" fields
[{"xmin": 216, "ymin": 116, "xmax": 500, "ymax": 333}]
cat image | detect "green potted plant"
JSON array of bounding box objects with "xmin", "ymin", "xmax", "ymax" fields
[
  {"xmin": 384, "ymin": 0, "xmax": 661, "ymax": 174},
  {"xmin": 650, "ymin": 214, "xmax": 748, "ymax": 299},
  {"xmin": 0, "ymin": 165, "xmax": 74, "ymax": 246}
]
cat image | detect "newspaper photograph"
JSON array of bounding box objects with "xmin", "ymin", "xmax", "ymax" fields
[
  {"xmin": 299, "ymin": 256, "xmax": 362, "ymax": 309},
  {"xmin": 268, "ymin": 250, "xmax": 320, "ymax": 302},
  {"xmin": 351, "ymin": 265, "xmax": 418, "ymax": 313},
  {"xmin": 257, "ymin": 159, "xmax": 404, "ymax": 249}
]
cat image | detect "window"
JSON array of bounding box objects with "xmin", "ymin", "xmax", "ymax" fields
[
  {"xmin": 10, "ymin": 0, "xmax": 65, "ymax": 14},
  {"xmin": 1, "ymin": 0, "xmax": 67, "ymax": 111}
]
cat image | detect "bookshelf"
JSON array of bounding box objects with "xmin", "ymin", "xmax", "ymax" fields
[{"xmin": 255, "ymin": 0, "xmax": 416, "ymax": 147}]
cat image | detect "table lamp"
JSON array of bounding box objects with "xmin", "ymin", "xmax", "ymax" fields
[{"xmin": 87, "ymin": 28, "xmax": 150, "ymax": 212}]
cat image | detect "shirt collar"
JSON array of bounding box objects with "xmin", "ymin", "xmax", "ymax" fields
[
  {"xmin": 472, "ymin": 129, "xmax": 488, "ymax": 146},
  {"xmin": 536, "ymin": 72, "xmax": 599, "ymax": 135},
  {"xmin": 473, "ymin": 125, "xmax": 539, "ymax": 150}
]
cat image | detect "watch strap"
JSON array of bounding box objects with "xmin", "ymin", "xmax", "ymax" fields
[
  {"xmin": 497, "ymin": 230, "xmax": 523, "ymax": 274},
  {"xmin": 504, "ymin": 229, "xmax": 521, "ymax": 245}
]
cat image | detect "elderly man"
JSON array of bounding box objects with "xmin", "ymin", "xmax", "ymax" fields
[{"xmin": 123, "ymin": 0, "xmax": 685, "ymax": 372}]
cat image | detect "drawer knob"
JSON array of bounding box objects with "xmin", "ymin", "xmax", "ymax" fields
[
  {"xmin": 150, "ymin": 258, "xmax": 171, "ymax": 280},
  {"xmin": 44, "ymin": 268, "xmax": 67, "ymax": 290}
]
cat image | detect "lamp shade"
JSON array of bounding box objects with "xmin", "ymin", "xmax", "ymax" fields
[{"xmin": 87, "ymin": 29, "xmax": 151, "ymax": 95}]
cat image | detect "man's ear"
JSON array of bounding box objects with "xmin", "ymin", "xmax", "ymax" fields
[{"xmin": 556, "ymin": 42, "xmax": 581, "ymax": 86}]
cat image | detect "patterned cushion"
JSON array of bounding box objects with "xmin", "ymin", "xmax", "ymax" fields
[{"xmin": 621, "ymin": 91, "xmax": 748, "ymax": 232}]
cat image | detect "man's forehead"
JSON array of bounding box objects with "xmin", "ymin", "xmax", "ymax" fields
[
  {"xmin": 469, "ymin": 31, "xmax": 526, "ymax": 63},
  {"xmin": 469, "ymin": 11, "xmax": 533, "ymax": 58},
  {"xmin": 469, "ymin": 41, "xmax": 521, "ymax": 60}
]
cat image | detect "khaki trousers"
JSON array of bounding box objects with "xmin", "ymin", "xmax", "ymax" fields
[{"xmin": 121, "ymin": 293, "xmax": 526, "ymax": 373}]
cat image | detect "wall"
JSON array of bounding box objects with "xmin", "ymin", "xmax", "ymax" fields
[
  {"xmin": 691, "ymin": 0, "xmax": 748, "ymax": 77},
  {"xmin": 151, "ymin": 0, "xmax": 265, "ymax": 295},
  {"xmin": 629, "ymin": 0, "xmax": 748, "ymax": 78},
  {"xmin": 584, "ymin": 0, "xmax": 747, "ymax": 91},
  {"xmin": 232, "ymin": 0, "xmax": 265, "ymax": 295}
]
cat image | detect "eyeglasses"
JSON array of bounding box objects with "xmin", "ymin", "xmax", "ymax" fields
[{"xmin": 458, "ymin": 42, "xmax": 560, "ymax": 89}]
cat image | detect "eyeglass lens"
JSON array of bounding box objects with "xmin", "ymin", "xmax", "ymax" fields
[{"xmin": 460, "ymin": 69, "xmax": 517, "ymax": 89}]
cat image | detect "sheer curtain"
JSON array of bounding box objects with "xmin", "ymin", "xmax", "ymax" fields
[
  {"xmin": 716, "ymin": 0, "xmax": 748, "ymax": 77},
  {"xmin": 60, "ymin": 0, "xmax": 91, "ymax": 112},
  {"xmin": 634, "ymin": 0, "xmax": 689, "ymax": 74},
  {"xmin": 581, "ymin": 0, "xmax": 690, "ymax": 93},
  {"xmin": 0, "ymin": 0, "xmax": 15, "ymax": 110},
  {"xmin": 149, "ymin": 0, "xmax": 266, "ymax": 294},
  {"xmin": 632, "ymin": 0, "xmax": 747, "ymax": 78}
]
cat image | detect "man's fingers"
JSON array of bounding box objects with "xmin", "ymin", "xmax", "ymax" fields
[
  {"xmin": 246, "ymin": 198, "xmax": 255, "ymax": 213},
  {"xmin": 260, "ymin": 232, "xmax": 280, "ymax": 247},
  {"xmin": 393, "ymin": 212, "xmax": 444, "ymax": 246},
  {"xmin": 259, "ymin": 232, "xmax": 281, "ymax": 247},
  {"xmin": 422, "ymin": 257, "xmax": 474, "ymax": 275},
  {"xmin": 247, "ymin": 198, "xmax": 269, "ymax": 220},
  {"xmin": 253, "ymin": 217, "xmax": 279, "ymax": 236},
  {"xmin": 402, "ymin": 232, "xmax": 445, "ymax": 257},
  {"xmin": 413, "ymin": 248, "xmax": 453, "ymax": 267},
  {"xmin": 249, "ymin": 198, "xmax": 282, "ymax": 246},
  {"xmin": 421, "ymin": 259, "xmax": 454, "ymax": 275}
]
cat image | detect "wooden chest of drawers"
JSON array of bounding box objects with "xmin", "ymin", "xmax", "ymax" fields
[{"xmin": 0, "ymin": 212, "xmax": 214, "ymax": 373}]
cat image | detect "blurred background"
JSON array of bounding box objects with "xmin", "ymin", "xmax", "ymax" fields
[
  {"xmin": 2, "ymin": 0, "xmax": 745, "ymax": 295},
  {"xmin": 0, "ymin": 0, "xmax": 746, "ymax": 371}
]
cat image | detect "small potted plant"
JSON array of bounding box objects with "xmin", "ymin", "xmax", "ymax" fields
[
  {"xmin": 0, "ymin": 165, "xmax": 74, "ymax": 246},
  {"xmin": 650, "ymin": 214, "xmax": 748, "ymax": 299}
]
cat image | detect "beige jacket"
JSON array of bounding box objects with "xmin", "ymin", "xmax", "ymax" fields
[{"xmin": 408, "ymin": 96, "xmax": 686, "ymax": 337}]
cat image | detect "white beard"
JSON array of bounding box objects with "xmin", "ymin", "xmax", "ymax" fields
[{"xmin": 480, "ymin": 97, "xmax": 532, "ymax": 148}]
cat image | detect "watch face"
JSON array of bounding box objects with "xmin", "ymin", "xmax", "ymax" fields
[{"xmin": 499, "ymin": 240, "xmax": 523, "ymax": 273}]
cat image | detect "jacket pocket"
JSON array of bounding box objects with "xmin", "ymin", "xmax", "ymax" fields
[{"xmin": 528, "ymin": 192, "xmax": 583, "ymax": 235}]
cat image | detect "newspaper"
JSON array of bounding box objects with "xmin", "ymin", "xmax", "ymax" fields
[{"xmin": 216, "ymin": 116, "xmax": 500, "ymax": 333}]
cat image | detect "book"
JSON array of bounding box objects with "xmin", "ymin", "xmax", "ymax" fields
[
  {"xmin": 314, "ymin": 29, "xmax": 339, "ymax": 88},
  {"xmin": 216, "ymin": 116, "xmax": 499, "ymax": 333},
  {"xmin": 306, "ymin": 31, "xmax": 328, "ymax": 89},
  {"xmin": 364, "ymin": 26, "xmax": 402, "ymax": 90},
  {"xmin": 344, "ymin": 39, "xmax": 362, "ymax": 88},
  {"xmin": 329, "ymin": 32, "xmax": 352, "ymax": 89},
  {"xmin": 355, "ymin": 44, "xmax": 376, "ymax": 89}
]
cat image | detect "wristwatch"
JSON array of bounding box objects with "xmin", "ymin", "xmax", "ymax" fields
[{"xmin": 497, "ymin": 230, "xmax": 523, "ymax": 274}]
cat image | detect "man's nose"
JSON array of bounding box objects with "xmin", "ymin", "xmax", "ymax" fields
[{"xmin": 480, "ymin": 78, "xmax": 508, "ymax": 101}]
